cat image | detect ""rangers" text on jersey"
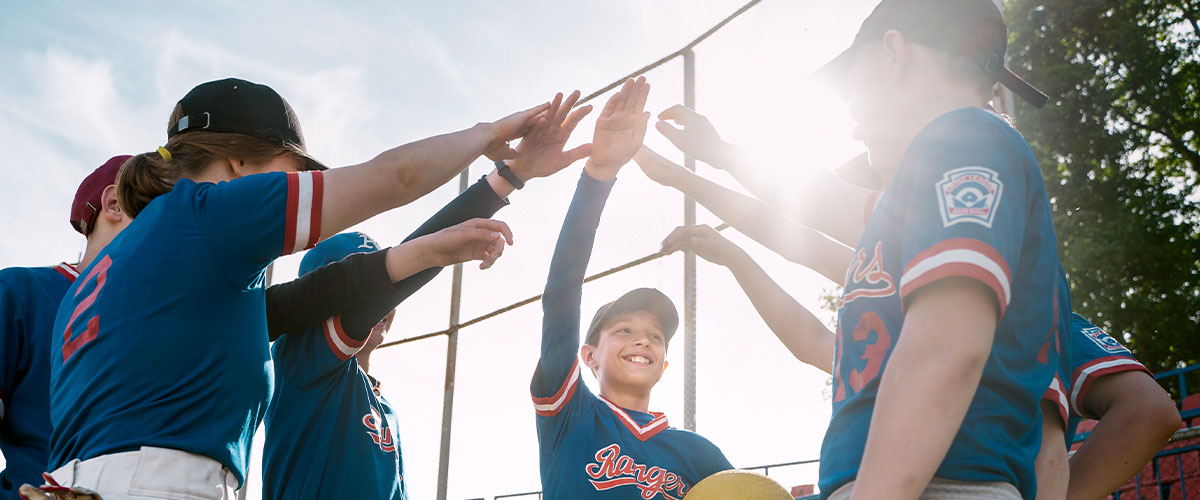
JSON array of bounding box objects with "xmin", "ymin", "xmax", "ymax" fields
[{"xmin": 585, "ymin": 444, "xmax": 689, "ymax": 499}]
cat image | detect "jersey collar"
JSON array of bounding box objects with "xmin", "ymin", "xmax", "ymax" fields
[{"xmin": 598, "ymin": 396, "xmax": 669, "ymax": 442}]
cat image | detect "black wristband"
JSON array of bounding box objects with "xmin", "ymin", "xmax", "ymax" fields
[{"xmin": 495, "ymin": 160, "xmax": 524, "ymax": 190}]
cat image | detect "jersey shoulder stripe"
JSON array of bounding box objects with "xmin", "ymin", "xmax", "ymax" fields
[
  {"xmin": 53, "ymin": 263, "xmax": 79, "ymax": 282},
  {"xmin": 532, "ymin": 359, "xmax": 581, "ymax": 417},
  {"xmin": 1042, "ymin": 375, "xmax": 1068, "ymax": 425},
  {"xmin": 899, "ymin": 237, "xmax": 1011, "ymax": 313},
  {"xmin": 323, "ymin": 315, "xmax": 364, "ymax": 361},
  {"xmin": 1069, "ymin": 355, "xmax": 1151, "ymax": 418},
  {"xmin": 283, "ymin": 171, "xmax": 325, "ymax": 255}
]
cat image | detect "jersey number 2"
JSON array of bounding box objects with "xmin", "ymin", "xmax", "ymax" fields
[{"xmin": 62, "ymin": 256, "xmax": 112, "ymax": 362}]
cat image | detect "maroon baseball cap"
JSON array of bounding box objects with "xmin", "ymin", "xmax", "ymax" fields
[{"xmin": 70, "ymin": 155, "xmax": 131, "ymax": 236}]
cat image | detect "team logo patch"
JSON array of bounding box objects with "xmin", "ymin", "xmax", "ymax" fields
[
  {"xmin": 357, "ymin": 233, "xmax": 379, "ymax": 250},
  {"xmin": 936, "ymin": 166, "xmax": 1004, "ymax": 228},
  {"xmin": 1082, "ymin": 326, "xmax": 1128, "ymax": 354}
]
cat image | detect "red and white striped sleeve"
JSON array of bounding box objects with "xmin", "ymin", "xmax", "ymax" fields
[
  {"xmin": 1068, "ymin": 355, "xmax": 1152, "ymax": 418},
  {"xmin": 1042, "ymin": 375, "xmax": 1069, "ymax": 426},
  {"xmin": 531, "ymin": 359, "xmax": 582, "ymax": 417},
  {"xmin": 282, "ymin": 171, "xmax": 324, "ymax": 255},
  {"xmin": 899, "ymin": 238, "xmax": 1012, "ymax": 316},
  {"xmin": 322, "ymin": 315, "xmax": 366, "ymax": 362}
]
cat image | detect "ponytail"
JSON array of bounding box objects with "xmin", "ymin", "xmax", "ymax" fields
[{"xmin": 116, "ymin": 151, "xmax": 177, "ymax": 218}]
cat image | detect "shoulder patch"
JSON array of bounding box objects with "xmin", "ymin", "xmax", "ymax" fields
[
  {"xmin": 936, "ymin": 166, "xmax": 1004, "ymax": 228},
  {"xmin": 1082, "ymin": 326, "xmax": 1129, "ymax": 354}
]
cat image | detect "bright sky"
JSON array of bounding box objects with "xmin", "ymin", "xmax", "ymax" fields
[{"xmin": 0, "ymin": 1, "xmax": 876, "ymax": 498}]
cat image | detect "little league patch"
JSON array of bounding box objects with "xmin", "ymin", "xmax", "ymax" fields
[
  {"xmin": 1082, "ymin": 326, "xmax": 1129, "ymax": 354},
  {"xmin": 936, "ymin": 166, "xmax": 1003, "ymax": 228}
]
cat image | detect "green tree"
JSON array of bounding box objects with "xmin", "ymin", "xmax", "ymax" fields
[{"xmin": 1004, "ymin": 0, "xmax": 1200, "ymax": 373}]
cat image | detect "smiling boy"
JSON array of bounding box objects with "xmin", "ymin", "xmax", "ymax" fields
[{"xmin": 531, "ymin": 77, "xmax": 732, "ymax": 500}]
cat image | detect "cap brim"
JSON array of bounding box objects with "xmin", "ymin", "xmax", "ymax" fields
[
  {"xmin": 588, "ymin": 288, "xmax": 680, "ymax": 345},
  {"xmin": 997, "ymin": 68, "xmax": 1049, "ymax": 109},
  {"xmin": 812, "ymin": 44, "xmax": 858, "ymax": 87},
  {"xmin": 285, "ymin": 144, "xmax": 328, "ymax": 171},
  {"xmin": 301, "ymin": 156, "xmax": 329, "ymax": 171}
]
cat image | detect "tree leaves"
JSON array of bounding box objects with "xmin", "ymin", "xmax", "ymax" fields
[{"xmin": 1006, "ymin": 0, "xmax": 1200, "ymax": 372}]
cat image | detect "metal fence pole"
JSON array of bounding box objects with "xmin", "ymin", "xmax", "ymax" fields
[
  {"xmin": 682, "ymin": 48, "xmax": 698, "ymax": 432},
  {"xmin": 436, "ymin": 170, "xmax": 470, "ymax": 500}
]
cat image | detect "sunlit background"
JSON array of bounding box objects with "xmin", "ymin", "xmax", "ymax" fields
[{"xmin": 0, "ymin": 1, "xmax": 876, "ymax": 497}]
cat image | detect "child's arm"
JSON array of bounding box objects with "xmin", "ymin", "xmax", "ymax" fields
[
  {"xmin": 661, "ymin": 225, "xmax": 836, "ymax": 372},
  {"xmin": 636, "ymin": 146, "xmax": 854, "ymax": 283}
]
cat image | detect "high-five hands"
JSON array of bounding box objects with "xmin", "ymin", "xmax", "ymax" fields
[
  {"xmin": 507, "ymin": 90, "xmax": 594, "ymax": 183},
  {"xmin": 655, "ymin": 105, "xmax": 731, "ymax": 168},
  {"xmin": 586, "ymin": 76, "xmax": 652, "ymax": 181},
  {"xmin": 416, "ymin": 218, "xmax": 515, "ymax": 270},
  {"xmin": 661, "ymin": 224, "xmax": 747, "ymax": 268},
  {"xmin": 482, "ymin": 101, "xmax": 553, "ymax": 162}
]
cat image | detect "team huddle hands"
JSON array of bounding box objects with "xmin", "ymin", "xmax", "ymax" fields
[
  {"xmin": 463, "ymin": 74, "xmax": 752, "ymax": 272},
  {"xmin": 13, "ymin": 3, "xmax": 1182, "ymax": 495}
]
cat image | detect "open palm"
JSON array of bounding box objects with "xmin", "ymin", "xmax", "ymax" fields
[
  {"xmin": 510, "ymin": 90, "xmax": 593, "ymax": 181},
  {"xmin": 589, "ymin": 77, "xmax": 651, "ymax": 172}
]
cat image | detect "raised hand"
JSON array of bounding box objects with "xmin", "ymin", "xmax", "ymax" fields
[
  {"xmin": 586, "ymin": 76, "xmax": 652, "ymax": 180},
  {"xmin": 417, "ymin": 218, "xmax": 515, "ymax": 270},
  {"xmin": 633, "ymin": 145, "xmax": 689, "ymax": 187},
  {"xmin": 482, "ymin": 101, "xmax": 553, "ymax": 161},
  {"xmin": 506, "ymin": 90, "xmax": 594, "ymax": 183},
  {"xmin": 655, "ymin": 104, "xmax": 730, "ymax": 167},
  {"xmin": 661, "ymin": 224, "xmax": 747, "ymax": 268}
]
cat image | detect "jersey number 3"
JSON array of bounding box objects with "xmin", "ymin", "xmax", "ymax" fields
[
  {"xmin": 833, "ymin": 311, "xmax": 892, "ymax": 402},
  {"xmin": 62, "ymin": 256, "xmax": 113, "ymax": 362}
]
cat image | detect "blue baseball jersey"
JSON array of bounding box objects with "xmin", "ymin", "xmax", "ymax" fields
[
  {"xmin": 263, "ymin": 315, "xmax": 404, "ymax": 499},
  {"xmin": 534, "ymin": 172, "xmax": 732, "ymax": 500},
  {"xmin": 1041, "ymin": 278, "xmax": 1075, "ymax": 431},
  {"xmin": 820, "ymin": 108, "xmax": 1070, "ymax": 500},
  {"xmin": 49, "ymin": 171, "xmax": 324, "ymax": 485},
  {"xmin": 0, "ymin": 263, "xmax": 77, "ymax": 498},
  {"xmin": 1062, "ymin": 313, "xmax": 1150, "ymax": 437}
]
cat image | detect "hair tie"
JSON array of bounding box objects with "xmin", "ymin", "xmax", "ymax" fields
[{"xmin": 156, "ymin": 146, "xmax": 172, "ymax": 161}]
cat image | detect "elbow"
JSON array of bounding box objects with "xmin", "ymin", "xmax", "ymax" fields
[
  {"xmin": 392, "ymin": 162, "xmax": 421, "ymax": 205},
  {"xmin": 1149, "ymin": 397, "xmax": 1183, "ymax": 440},
  {"xmin": 373, "ymin": 149, "xmax": 421, "ymax": 205},
  {"xmin": 1138, "ymin": 383, "xmax": 1183, "ymax": 439},
  {"xmin": 1113, "ymin": 389, "xmax": 1182, "ymax": 444}
]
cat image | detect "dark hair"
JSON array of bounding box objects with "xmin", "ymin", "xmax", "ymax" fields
[{"xmin": 116, "ymin": 104, "xmax": 296, "ymax": 217}]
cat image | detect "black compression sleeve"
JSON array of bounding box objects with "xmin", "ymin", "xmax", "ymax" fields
[
  {"xmin": 338, "ymin": 177, "xmax": 509, "ymax": 335},
  {"xmin": 264, "ymin": 249, "xmax": 393, "ymax": 341}
]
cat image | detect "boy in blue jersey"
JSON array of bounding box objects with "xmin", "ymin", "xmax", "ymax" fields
[
  {"xmin": 533, "ymin": 77, "xmax": 732, "ymax": 500},
  {"xmin": 1036, "ymin": 314, "xmax": 1179, "ymax": 500},
  {"xmin": 814, "ymin": 0, "xmax": 1067, "ymax": 489},
  {"xmin": 0, "ymin": 155, "xmax": 129, "ymax": 499},
  {"xmin": 650, "ymin": 1, "xmax": 1069, "ymax": 498},
  {"xmin": 263, "ymin": 89, "xmax": 595, "ymax": 500}
]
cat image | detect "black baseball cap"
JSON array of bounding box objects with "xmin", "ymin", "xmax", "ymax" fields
[
  {"xmin": 584, "ymin": 288, "xmax": 680, "ymax": 347},
  {"xmin": 167, "ymin": 78, "xmax": 328, "ymax": 171},
  {"xmin": 817, "ymin": 0, "xmax": 1048, "ymax": 108}
]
